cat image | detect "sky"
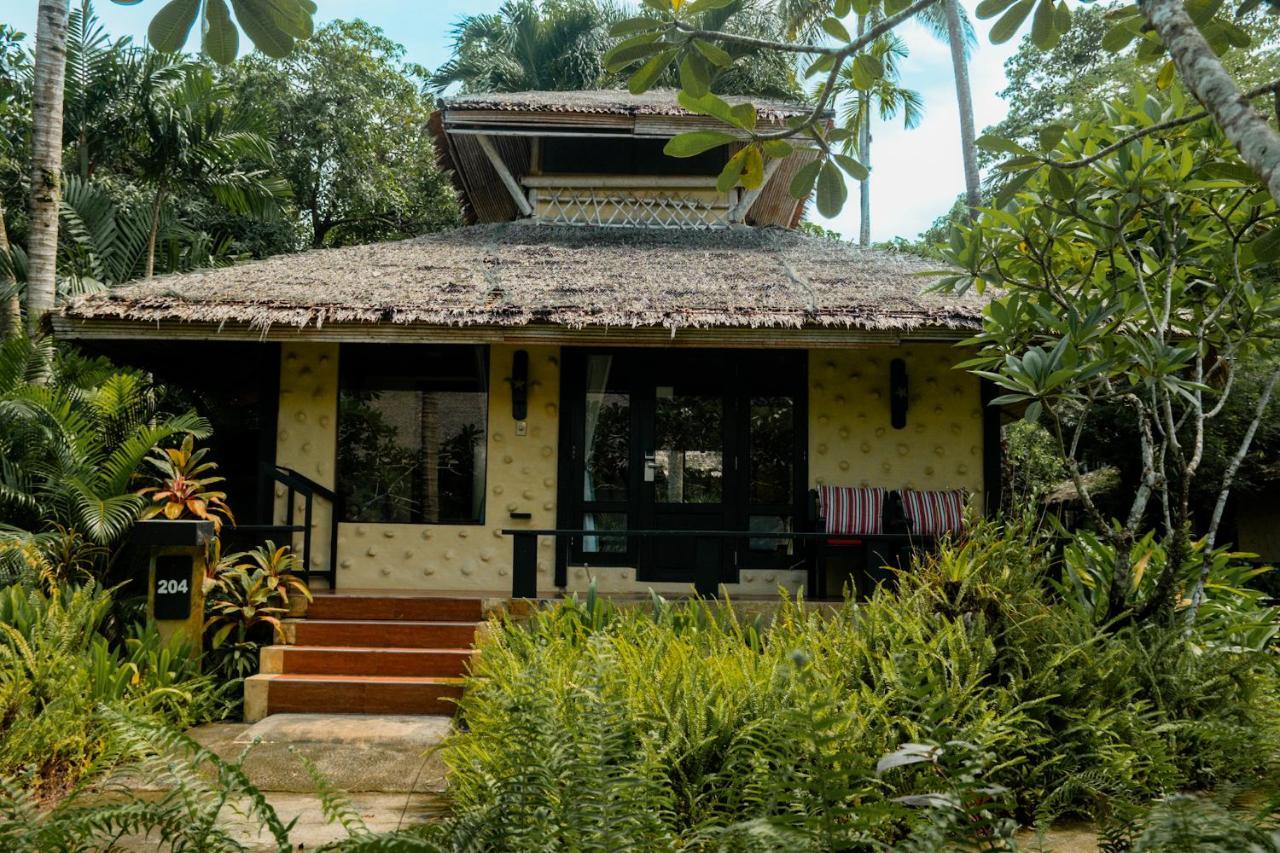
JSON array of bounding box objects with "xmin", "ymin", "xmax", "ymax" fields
[{"xmin": 1, "ymin": 0, "xmax": 1020, "ymax": 242}]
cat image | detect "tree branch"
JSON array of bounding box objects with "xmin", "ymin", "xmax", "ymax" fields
[{"xmin": 1139, "ymin": 0, "xmax": 1280, "ymax": 203}]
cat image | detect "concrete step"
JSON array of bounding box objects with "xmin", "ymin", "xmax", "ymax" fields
[
  {"xmin": 305, "ymin": 595, "xmax": 484, "ymax": 623},
  {"xmin": 245, "ymin": 674, "xmax": 465, "ymax": 721},
  {"xmin": 260, "ymin": 645, "xmax": 474, "ymax": 678},
  {"xmin": 285, "ymin": 619, "xmax": 480, "ymax": 649}
]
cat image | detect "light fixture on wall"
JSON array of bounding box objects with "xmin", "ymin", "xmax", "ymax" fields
[
  {"xmin": 509, "ymin": 349, "xmax": 529, "ymax": 421},
  {"xmin": 890, "ymin": 358, "xmax": 908, "ymax": 429}
]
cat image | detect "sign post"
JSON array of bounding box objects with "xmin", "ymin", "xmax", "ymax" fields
[{"xmin": 133, "ymin": 519, "xmax": 215, "ymax": 661}]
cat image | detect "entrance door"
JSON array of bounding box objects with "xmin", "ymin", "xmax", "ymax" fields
[{"xmin": 559, "ymin": 349, "xmax": 807, "ymax": 588}]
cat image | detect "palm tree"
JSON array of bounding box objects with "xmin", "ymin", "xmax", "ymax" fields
[
  {"xmin": 781, "ymin": 0, "xmax": 977, "ymax": 225},
  {"xmin": 0, "ymin": 334, "xmax": 210, "ymax": 549},
  {"xmin": 26, "ymin": 0, "xmax": 70, "ymax": 337},
  {"xmin": 430, "ymin": 0, "xmax": 615, "ymax": 93},
  {"xmin": 830, "ymin": 31, "xmax": 922, "ymax": 246},
  {"xmin": 130, "ymin": 59, "xmax": 288, "ymax": 277}
]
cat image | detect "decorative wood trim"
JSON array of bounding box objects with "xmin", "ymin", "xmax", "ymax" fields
[
  {"xmin": 522, "ymin": 175, "xmax": 720, "ymax": 189},
  {"xmin": 475, "ymin": 134, "xmax": 533, "ymax": 217}
]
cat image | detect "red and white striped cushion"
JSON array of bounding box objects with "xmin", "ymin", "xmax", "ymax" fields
[
  {"xmin": 901, "ymin": 489, "xmax": 967, "ymax": 536},
  {"xmin": 818, "ymin": 486, "xmax": 885, "ymax": 536}
]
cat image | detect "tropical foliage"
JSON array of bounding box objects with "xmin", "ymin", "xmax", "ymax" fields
[
  {"xmin": 938, "ymin": 89, "xmax": 1280, "ymax": 624},
  {"xmin": 434, "ymin": 517, "xmax": 1279, "ymax": 846},
  {"xmin": 0, "ymin": 336, "xmax": 210, "ymax": 556},
  {"xmin": 0, "ymin": 578, "xmax": 218, "ymax": 799}
]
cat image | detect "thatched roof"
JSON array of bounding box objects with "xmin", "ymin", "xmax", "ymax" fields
[
  {"xmin": 60, "ymin": 223, "xmax": 984, "ymax": 333},
  {"xmin": 441, "ymin": 89, "xmax": 815, "ymax": 122}
]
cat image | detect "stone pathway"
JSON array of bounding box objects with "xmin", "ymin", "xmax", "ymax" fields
[{"xmin": 119, "ymin": 713, "xmax": 451, "ymax": 851}]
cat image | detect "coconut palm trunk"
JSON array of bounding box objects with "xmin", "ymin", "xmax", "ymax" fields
[
  {"xmin": 857, "ymin": 16, "xmax": 871, "ymax": 247},
  {"xmin": 0, "ymin": 204, "xmax": 19, "ymax": 339},
  {"xmin": 26, "ymin": 0, "xmax": 71, "ymax": 336},
  {"xmin": 943, "ymin": 0, "xmax": 980, "ymax": 221}
]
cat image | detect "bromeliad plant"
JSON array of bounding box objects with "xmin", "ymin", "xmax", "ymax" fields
[
  {"xmin": 203, "ymin": 541, "xmax": 310, "ymax": 683},
  {"xmin": 137, "ymin": 434, "xmax": 235, "ymax": 533}
]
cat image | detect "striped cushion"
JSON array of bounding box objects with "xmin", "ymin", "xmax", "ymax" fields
[
  {"xmin": 901, "ymin": 489, "xmax": 967, "ymax": 536},
  {"xmin": 818, "ymin": 486, "xmax": 885, "ymax": 536}
]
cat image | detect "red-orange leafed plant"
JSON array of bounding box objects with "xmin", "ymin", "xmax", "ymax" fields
[{"xmin": 137, "ymin": 435, "xmax": 235, "ymax": 533}]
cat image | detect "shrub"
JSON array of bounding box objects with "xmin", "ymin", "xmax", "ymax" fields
[
  {"xmin": 438, "ymin": 517, "xmax": 1280, "ymax": 844},
  {"xmin": 0, "ymin": 578, "xmax": 220, "ymax": 798}
]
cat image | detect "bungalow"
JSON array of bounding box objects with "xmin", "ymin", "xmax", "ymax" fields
[{"xmin": 57, "ymin": 90, "xmax": 998, "ymax": 604}]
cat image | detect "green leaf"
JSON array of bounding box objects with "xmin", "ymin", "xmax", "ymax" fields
[
  {"xmin": 147, "ymin": 0, "xmax": 200, "ymax": 54},
  {"xmin": 762, "ymin": 140, "xmax": 794, "ymax": 159},
  {"xmin": 975, "ymin": 0, "xmax": 1019, "ymax": 18},
  {"xmin": 835, "ymin": 0, "xmax": 853, "ymax": 15},
  {"xmin": 664, "ymin": 130, "xmax": 737, "ymax": 157},
  {"xmin": 1037, "ymin": 124, "xmax": 1067, "ymax": 151},
  {"xmin": 610, "ymin": 17, "xmax": 665, "ymax": 37},
  {"xmin": 1101, "ymin": 20, "xmax": 1139, "ymax": 52},
  {"xmin": 990, "ymin": 0, "xmax": 1035, "ymax": 44},
  {"xmin": 977, "ymin": 133, "xmax": 1031, "ymax": 156},
  {"xmin": 822, "ymin": 17, "xmax": 851, "ymax": 41},
  {"xmin": 805, "ymin": 53, "xmax": 837, "ymax": 78},
  {"xmin": 685, "ymin": 0, "xmax": 737, "ymax": 13},
  {"xmin": 679, "ymin": 53, "xmax": 710, "ymax": 98},
  {"xmin": 833, "ymin": 152, "xmax": 868, "ymax": 180},
  {"xmin": 629, "ymin": 48, "xmax": 677, "ymax": 94},
  {"xmin": 202, "ymin": 0, "xmax": 239, "ymax": 65},
  {"xmin": 850, "ymin": 53, "xmax": 883, "ymax": 90},
  {"xmin": 692, "ymin": 38, "xmax": 732, "ymax": 67},
  {"xmin": 230, "ymin": 0, "xmax": 296, "ymax": 58},
  {"xmin": 604, "ymin": 33, "xmax": 664, "ymax": 72},
  {"xmin": 789, "ymin": 160, "xmax": 822, "ymax": 199},
  {"xmin": 815, "ymin": 160, "xmax": 847, "ymax": 217},
  {"xmin": 1031, "ymin": 0, "xmax": 1059, "ymax": 49},
  {"xmin": 717, "ymin": 148, "xmax": 748, "ymax": 192},
  {"xmin": 1253, "ymin": 226, "xmax": 1280, "ymax": 262},
  {"xmin": 740, "ymin": 145, "xmax": 765, "ymax": 190},
  {"xmin": 729, "ymin": 102, "xmax": 757, "ymax": 131}
]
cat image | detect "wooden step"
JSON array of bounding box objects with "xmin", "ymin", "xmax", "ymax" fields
[
  {"xmin": 286, "ymin": 619, "xmax": 479, "ymax": 649},
  {"xmin": 305, "ymin": 595, "xmax": 484, "ymax": 623},
  {"xmin": 244, "ymin": 674, "xmax": 464, "ymax": 721},
  {"xmin": 260, "ymin": 645, "xmax": 473, "ymax": 678}
]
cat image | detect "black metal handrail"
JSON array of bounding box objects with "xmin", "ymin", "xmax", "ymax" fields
[
  {"xmin": 260, "ymin": 463, "xmax": 339, "ymax": 589},
  {"xmin": 499, "ymin": 528, "xmax": 932, "ymax": 599}
]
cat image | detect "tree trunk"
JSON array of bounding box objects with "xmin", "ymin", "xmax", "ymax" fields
[
  {"xmin": 859, "ymin": 100, "xmax": 871, "ymax": 247},
  {"xmin": 1140, "ymin": 0, "xmax": 1280, "ymax": 204},
  {"xmin": 944, "ymin": 0, "xmax": 981, "ymax": 221},
  {"xmin": 145, "ymin": 188, "xmax": 165, "ymax": 278},
  {"xmin": 0, "ymin": 202, "xmax": 20, "ymax": 339},
  {"xmin": 25, "ymin": 0, "xmax": 70, "ymax": 336}
]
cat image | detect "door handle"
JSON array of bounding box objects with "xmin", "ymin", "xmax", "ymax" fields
[{"xmin": 643, "ymin": 452, "xmax": 658, "ymax": 482}]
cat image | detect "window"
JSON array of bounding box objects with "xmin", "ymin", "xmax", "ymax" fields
[{"xmin": 338, "ymin": 345, "xmax": 488, "ymax": 524}]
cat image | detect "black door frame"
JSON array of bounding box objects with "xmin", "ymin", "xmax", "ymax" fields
[{"xmin": 555, "ymin": 347, "xmax": 808, "ymax": 587}]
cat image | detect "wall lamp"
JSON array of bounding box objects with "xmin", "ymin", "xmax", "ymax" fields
[
  {"xmin": 509, "ymin": 349, "xmax": 529, "ymax": 421},
  {"xmin": 890, "ymin": 358, "xmax": 908, "ymax": 430}
]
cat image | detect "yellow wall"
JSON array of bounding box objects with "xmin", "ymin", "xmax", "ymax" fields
[
  {"xmin": 275, "ymin": 342, "xmax": 339, "ymax": 579},
  {"xmin": 809, "ymin": 345, "xmax": 985, "ymax": 498},
  {"xmin": 278, "ymin": 341, "xmax": 985, "ymax": 594}
]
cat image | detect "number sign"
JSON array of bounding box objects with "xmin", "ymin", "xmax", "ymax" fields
[{"xmin": 153, "ymin": 555, "xmax": 194, "ymax": 620}]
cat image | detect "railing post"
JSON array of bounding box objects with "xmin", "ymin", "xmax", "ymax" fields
[
  {"xmin": 512, "ymin": 532, "xmax": 538, "ymax": 598},
  {"xmin": 302, "ymin": 491, "xmax": 314, "ymax": 587},
  {"xmin": 694, "ymin": 535, "xmax": 719, "ymax": 598}
]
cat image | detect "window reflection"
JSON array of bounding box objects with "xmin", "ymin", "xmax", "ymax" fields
[{"xmin": 654, "ymin": 390, "xmax": 723, "ymax": 503}]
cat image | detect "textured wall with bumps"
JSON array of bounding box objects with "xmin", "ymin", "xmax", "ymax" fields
[
  {"xmin": 809, "ymin": 345, "xmax": 985, "ymax": 498},
  {"xmin": 275, "ymin": 342, "xmax": 339, "ymax": 579}
]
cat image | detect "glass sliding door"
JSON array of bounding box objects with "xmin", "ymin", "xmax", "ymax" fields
[{"xmin": 558, "ymin": 348, "xmax": 806, "ymax": 585}]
